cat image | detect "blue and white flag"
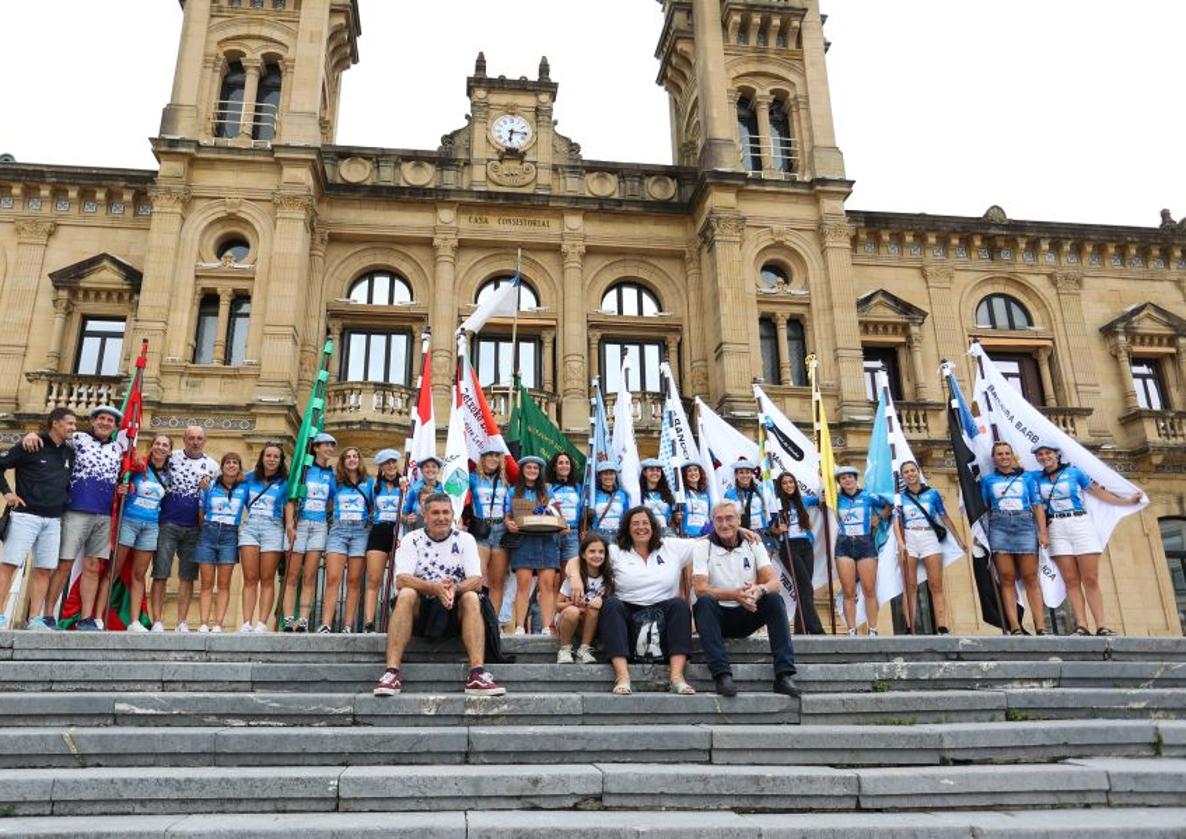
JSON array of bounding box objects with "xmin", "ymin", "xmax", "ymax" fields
[
  {"xmin": 457, "ymin": 274, "xmax": 520, "ymax": 335},
  {"xmin": 612, "ymin": 358, "xmax": 642, "ymax": 507},
  {"xmin": 587, "ymin": 380, "xmax": 612, "ymax": 509}
]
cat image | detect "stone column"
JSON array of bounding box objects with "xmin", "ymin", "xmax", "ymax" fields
[
  {"xmin": 588, "ymin": 328, "xmax": 601, "ymax": 384},
  {"xmin": 1175, "ymin": 337, "xmax": 1186, "ymax": 403},
  {"xmin": 284, "ymin": 0, "xmax": 331, "ymax": 146},
  {"xmin": 258, "ymin": 192, "xmax": 314, "ymax": 399},
  {"xmin": 692, "ymin": 0, "xmax": 736, "ymax": 170},
  {"xmin": 775, "ymin": 317, "xmax": 792, "ymax": 386},
  {"xmin": 755, "ymin": 94, "xmax": 774, "ymax": 174},
  {"xmin": 44, "ymin": 295, "xmax": 72, "ymax": 371},
  {"xmin": 430, "ymin": 234, "xmax": 459, "ymax": 414},
  {"xmin": 541, "ymin": 332, "xmax": 555, "ymax": 392},
  {"xmin": 559, "ymin": 239, "xmax": 587, "ymax": 430},
  {"xmin": 1050, "ymin": 270, "xmax": 1109, "ymax": 436},
  {"xmin": 138, "ymin": 187, "xmax": 190, "ymax": 399},
  {"xmin": 907, "ymin": 323, "xmax": 928, "ymax": 401},
  {"xmin": 818, "ymin": 220, "xmax": 867, "ymax": 415},
  {"xmin": 0, "ymin": 220, "xmax": 55, "ymax": 410},
  {"xmin": 297, "ymin": 228, "xmax": 330, "ymax": 389},
  {"xmin": 699, "ymin": 212, "xmax": 756, "ymax": 411},
  {"xmin": 212, "ymin": 288, "xmax": 234, "ymax": 364},
  {"xmin": 159, "ymin": 0, "xmax": 212, "ymax": 137},
  {"xmin": 1113, "ymin": 335, "xmax": 1141, "ymax": 413},
  {"xmin": 684, "ymin": 248, "xmax": 710, "ymax": 397},
  {"xmin": 1035, "ymin": 346, "xmax": 1058, "ymax": 408},
  {"xmin": 664, "ymin": 334, "xmax": 681, "ymax": 388},
  {"xmin": 238, "ymin": 60, "xmax": 262, "ymax": 140}
]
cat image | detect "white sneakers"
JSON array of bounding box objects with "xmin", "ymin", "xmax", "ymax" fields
[
  {"xmin": 211, "ymin": 625, "xmax": 222, "ymax": 633},
  {"xmin": 175, "ymin": 621, "xmax": 190, "ymax": 633},
  {"xmin": 151, "ymin": 621, "xmax": 165, "ymax": 633},
  {"xmin": 198, "ymin": 624, "xmax": 209, "ymax": 633},
  {"xmin": 575, "ymin": 645, "xmax": 597, "ymax": 664},
  {"xmin": 239, "ymin": 621, "xmax": 270, "ymax": 633},
  {"xmin": 127, "ymin": 622, "xmax": 148, "ymax": 633},
  {"xmin": 253, "ymin": 621, "xmax": 268, "ymax": 633},
  {"xmin": 556, "ymin": 647, "xmax": 574, "ymax": 664}
]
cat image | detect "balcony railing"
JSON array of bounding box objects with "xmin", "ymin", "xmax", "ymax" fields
[
  {"xmin": 604, "ymin": 391, "xmax": 668, "ymax": 434},
  {"xmin": 1121, "ymin": 409, "xmax": 1186, "ymax": 446},
  {"xmin": 484, "ymin": 387, "xmax": 559, "ymax": 426},
  {"xmin": 1037, "ymin": 406, "xmax": 1093, "ymax": 438},
  {"xmin": 895, "ymin": 402, "xmax": 945, "ymax": 439},
  {"xmin": 740, "ymin": 136, "xmax": 799, "ymax": 179},
  {"xmin": 212, "ymin": 100, "xmax": 278, "ymax": 143},
  {"xmin": 324, "ymin": 382, "xmax": 414, "ymax": 427},
  {"xmin": 25, "ymin": 372, "xmax": 124, "ymax": 415}
]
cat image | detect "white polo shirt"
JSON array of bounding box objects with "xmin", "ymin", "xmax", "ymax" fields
[
  {"xmin": 692, "ymin": 537, "xmax": 772, "ymax": 609},
  {"xmin": 608, "ymin": 538, "xmax": 698, "ymax": 606},
  {"xmin": 394, "ymin": 527, "xmax": 482, "ymax": 584}
]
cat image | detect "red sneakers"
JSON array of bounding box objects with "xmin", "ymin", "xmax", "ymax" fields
[
  {"xmin": 464, "ymin": 667, "xmax": 507, "ymax": 696},
  {"xmin": 372, "ymin": 667, "xmax": 402, "ymax": 696}
]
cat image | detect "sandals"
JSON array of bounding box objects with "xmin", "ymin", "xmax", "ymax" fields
[
  {"xmin": 1072, "ymin": 626, "xmax": 1090, "ymax": 637},
  {"xmin": 1036, "ymin": 628, "xmax": 1052, "ymax": 636},
  {"xmin": 1096, "ymin": 627, "xmax": 1117, "ymax": 637},
  {"xmin": 612, "ymin": 678, "xmax": 633, "ymax": 696},
  {"xmin": 669, "ymin": 680, "xmax": 697, "ymax": 696},
  {"xmin": 1009, "ymin": 628, "xmax": 1024, "ymax": 636}
]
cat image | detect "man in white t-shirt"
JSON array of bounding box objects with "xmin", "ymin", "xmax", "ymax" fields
[
  {"xmin": 692, "ymin": 501, "xmax": 799, "ymax": 698},
  {"xmin": 373, "ymin": 493, "xmax": 505, "ymax": 697}
]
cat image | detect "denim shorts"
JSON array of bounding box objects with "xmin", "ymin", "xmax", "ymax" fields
[
  {"xmin": 473, "ymin": 520, "xmax": 507, "ymax": 550},
  {"xmin": 195, "ymin": 522, "xmax": 240, "ymax": 565},
  {"xmin": 988, "ymin": 511, "xmax": 1038, "ymax": 555},
  {"xmin": 293, "ymin": 519, "xmax": 328, "ymax": 554},
  {"xmin": 119, "ymin": 518, "xmax": 160, "ymax": 553},
  {"xmin": 239, "ymin": 516, "xmax": 287, "ymax": 552},
  {"xmin": 836, "ymin": 534, "xmax": 877, "ymax": 561},
  {"xmin": 555, "ymin": 530, "xmax": 580, "ymax": 561},
  {"xmin": 153, "ymin": 522, "xmax": 200, "ymax": 581},
  {"xmin": 326, "ymin": 521, "xmax": 370, "ymax": 557},
  {"xmin": 1, "ymin": 512, "xmax": 61, "ymax": 571},
  {"xmin": 510, "ymin": 533, "xmax": 561, "ymax": 572}
]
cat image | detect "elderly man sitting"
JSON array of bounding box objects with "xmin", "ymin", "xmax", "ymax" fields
[
  {"xmin": 692, "ymin": 500, "xmax": 800, "ymax": 698},
  {"xmin": 373, "ymin": 493, "xmax": 505, "ymax": 697}
]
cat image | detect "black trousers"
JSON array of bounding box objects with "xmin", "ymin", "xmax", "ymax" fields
[
  {"xmin": 693, "ymin": 593, "xmax": 797, "ymax": 678},
  {"xmin": 598, "ymin": 595, "xmax": 693, "ymax": 660},
  {"xmin": 780, "ymin": 538, "xmax": 825, "ymax": 635}
]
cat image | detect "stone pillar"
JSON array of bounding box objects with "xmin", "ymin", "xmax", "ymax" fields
[
  {"xmin": 699, "ymin": 212, "xmax": 755, "ymax": 411},
  {"xmin": 159, "ymin": 0, "xmax": 212, "ymax": 137},
  {"xmin": 1175, "ymin": 337, "xmax": 1186, "ymax": 403},
  {"xmin": 213, "ymin": 288, "xmax": 234, "ymax": 364},
  {"xmin": 1035, "ymin": 346, "xmax": 1058, "ymax": 408},
  {"xmin": 44, "ymin": 295, "xmax": 72, "ymax": 371},
  {"xmin": 588, "ymin": 328, "xmax": 601, "ymax": 384},
  {"xmin": 755, "ymin": 94, "xmax": 774, "ymax": 174},
  {"xmin": 1113, "ymin": 335, "xmax": 1141, "ymax": 413},
  {"xmin": 664, "ymin": 334, "xmax": 681, "ymax": 388},
  {"xmin": 238, "ymin": 60, "xmax": 262, "ymax": 140},
  {"xmin": 907, "ymin": 323, "xmax": 928, "ymax": 401},
  {"xmin": 258, "ymin": 192, "xmax": 314, "ymax": 399},
  {"xmin": 692, "ymin": 0, "xmax": 736, "ymax": 171},
  {"xmin": 0, "ymin": 220, "xmax": 55, "ymax": 410},
  {"xmin": 684, "ymin": 248, "xmax": 710, "ymax": 397},
  {"xmin": 138, "ymin": 187, "xmax": 190, "ymax": 399},
  {"xmin": 1050, "ymin": 270, "xmax": 1109, "ymax": 436},
  {"xmin": 775, "ymin": 317, "xmax": 792, "ymax": 386},
  {"xmin": 799, "ymin": 1, "xmax": 845, "ymax": 178},
  {"xmin": 299, "ymin": 228, "xmax": 330, "ymax": 390},
  {"xmin": 541, "ymin": 332, "xmax": 555, "ymax": 392},
  {"xmin": 818, "ymin": 220, "xmax": 867, "ymax": 416},
  {"xmin": 284, "ymin": 0, "xmax": 331, "ymax": 146},
  {"xmin": 560, "ymin": 239, "xmax": 587, "ymax": 430},
  {"xmin": 430, "ymin": 233, "xmax": 459, "ymax": 415}
]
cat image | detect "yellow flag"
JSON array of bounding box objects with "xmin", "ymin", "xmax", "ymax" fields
[{"xmin": 808, "ymin": 355, "xmax": 839, "ymax": 511}]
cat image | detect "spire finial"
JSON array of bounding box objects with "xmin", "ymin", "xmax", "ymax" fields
[
  {"xmin": 538, "ymin": 56, "xmax": 550, "ymax": 81},
  {"xmin": 475, "ymin": 51, "xmax": 487, "ymax": 77}
]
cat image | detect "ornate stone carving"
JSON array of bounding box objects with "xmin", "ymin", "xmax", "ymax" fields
[
  {"xmin": 13, "ymin": 219, "xmax": 55, "ymax": 244},
  {"xmin": 560, "ymin": 241, "xmax": 586, "ymax": 266},
  {"xmin": 147, "ymin": 187, "xmax": 191, "ymax": 212},
  {"xmin": 311, "ymin": 228, "xmax": 330, "ymax": 254},
  {"xmin": 922, "ymin": 265, "xmax": 954, "ymax": 285},
  {"xmin": 273, "ymin": 193, "xmax": 315, "ymax": 215},
  {"xmin": 684, "ymin": 248, "xmax": 701, "ymax": 274},
  {"xmin": 150, "ymin": 415, "xmax": 255, "ymax": 431},
  {"xmin": 691, "ymin": 365, "xmax": 709, "ymax": 396},
  {"xmin": 488, "ymin": 159, "xmax": 536, "ymax": 188},
  {"xmin": 52, "ymin": 296, "xmax": 73, "ymax": 316},
  {"xmin": 433, "ymin": 235, "xmax": 459, "ymax": 260},
  {"xmin": 699, "ymin": 213, "xmax": 745, "ymax": 246},
  {"xmin": 223, "ymin": 197, "xmax": 242, "ymax": 217},
  {"xmin": 564, "ymin": 355, "xmax": 585, "ymax": 391},
  {"xmin": 1051, "ymin": 270, "xmax": 1084, "ymax": 292},
  {"xmin": 818, "ymin": 221, "xmax": 854, "ymax": 247},
  {"xmin": 983, "ymin": 205, "xmax": 1008, "ymax": 224}
]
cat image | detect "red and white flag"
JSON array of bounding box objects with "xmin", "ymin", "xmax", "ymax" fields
[
  {"xmin": 457, "ymin": 334, "xmax": 519, "ymax": 482},
  {"xmin": 406, "ymin": 328, "xmax": 436, "ymax": 482}
]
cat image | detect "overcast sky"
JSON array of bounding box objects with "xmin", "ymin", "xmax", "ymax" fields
[{"xmin": 2, "ymin": 1, "xmax": 1181, "ymax": 227}]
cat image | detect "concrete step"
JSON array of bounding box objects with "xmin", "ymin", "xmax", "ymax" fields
[
  {"xmin": 4, "ymin": 658, "xmax": 1185, "ymax": 694},
  {"xmin": 4, "ymin": 630, "xmax": 1184, "ymax": 665},
  {"xmin": 5, "ymin": 808, "xmax": 1186, "ymax": 838},
  {"xmin": 3, "ymin": 759, "xmax": 1185, "ymax": 816},
  {"xmin": 0, "ymin": 719, "xmax": 1170, "ymax": 769}
]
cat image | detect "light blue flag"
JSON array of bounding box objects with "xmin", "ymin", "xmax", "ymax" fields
[
  {"xmin": 864, "ymin": 389, "xmax": 895, "ymax": 551},
  {"xmin": 587, "ymin": 381, "xmax": 612, "ymax": 509}
]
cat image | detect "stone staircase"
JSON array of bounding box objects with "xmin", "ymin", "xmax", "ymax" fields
[{"xmin": 2, "ymin": 632, "xmax": 1186, "ymax": 837}]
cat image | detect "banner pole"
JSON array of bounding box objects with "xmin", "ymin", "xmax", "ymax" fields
[
  {"xmin": 973, "ymin": 346, "xmax": 1012, "ymax": 636},
  {"xmin": 809, "ymin": 355, "xmax": 838, "ymax": 635}
]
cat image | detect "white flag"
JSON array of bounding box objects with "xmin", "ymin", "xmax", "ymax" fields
[
  {"xmin": 457, "ymin": 275, "xmax": 520, "ymax": 336},
  {"xmin": 440, "ymin": 380, "xmax": 471, "ymax": 523},
  {"xmin": 612, "ymin": 358, "xmax": 642, "ymax": 507},
  {"xmin": 695, "ymin": 404, "xmax": 724, "ymax": 507},
  {"xmin": 694, "ymin": 397, "xmax": 758, "ymax": 498}
]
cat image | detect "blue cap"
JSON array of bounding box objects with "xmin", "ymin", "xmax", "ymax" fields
[
  {"xmin": 834, "ymin": 465, "xmax": 859, "ymax": 478},
  {"xmin": 1031, "ymin": 443, "xmax": 1061, "ymax": 455},
  {"xmin": 639, "ymin": 458, "xmax": 665, "ymax": 469},
  {"xmin": 90, "ymin": 405, "xmax": 123, "ymax": 422},
  {"xmin": 731, "ymin": 459, "xmax": 757, "ymax": 472},
  {"xmin": 417, "ymin": 455, "xmax": 442, "ymax": 468},
  {"xmin": 517, "ymin": 455, "xmax": 546, "ymax": 468},
  {"xmin": 373, "ymin": 449, "xmax": 401, "ymax": 466},
  {"xmin": 312, "ymin": 432, "xmax": 336, "ymax": 446},
  {"xmin": 595, "ymin": 461, "xmax": 620, "ymax": 474}
]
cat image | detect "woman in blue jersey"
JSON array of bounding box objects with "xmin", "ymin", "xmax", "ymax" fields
[
  {"xmin": 547, "ymin": 452, "xmax": 583, "ymax": 568},
  {"xmin": 469, "ymin": 447, "xmax": 510, "ymax": 614},
  {"xmin": 1032, "ymin": 443, "xmax": 1142, "ymax": 637},
  {"xmin": 770, "ymin": 471, "xmax": 824, "ymax": 635},
  {"xmin": 983, "ymin": 441, "xmax": 1048, "ymax": 635},
  {"xmin": 894, "ymin": 460, "xmax": 965, "ymax": 635},
  {"xmin": 589, "ymin": 463, "xmax": 629, "ymax": 540},
  {"xmin": 363, "ymin": 449, "xmax": 406, "ymax": 633},
  {"xmin": 116, "ymin": 434, "xmax": 172, "ymax": 632},
  {"xmin": 639, "ymin": 459, "xmax": 679, "ymax": 536},
  {"xmin": 238, "ymin": 443, "xmax": 292, "ymax": 633},
  {"xmin": 195, "ymin": 452, "xmax": 249, "ymax": 632},
  {"xmin": 724, "ymin": 460, "xmax": 768, "ymax": 537},
  {"xmin": 402, "ymin": 456, "xmax": 442, "ymax": 531},
  {"xmin": 280, "ymin": 432, "xmax": 336, "ymax": 633},
  {"xmin": 834, "ymin": 465, "xmax": 891, "ymax": 636},
  {"xmin": 505, "ymin": 455, "xmax": 562, "ymax": 634},
  {"xmin": 319, "ymin": 446, "xmax": 373, "ymax": 633},
  {"xmin": 679, "ymin": 461, "xmax": 712, "ymax": 538}
]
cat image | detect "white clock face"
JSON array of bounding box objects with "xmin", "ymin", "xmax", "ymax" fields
[{"xmin": 492, "ymin": 114, "xmax": 533, "ymax": 149}]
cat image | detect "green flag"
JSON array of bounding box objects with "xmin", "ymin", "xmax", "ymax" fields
[
  {"xmin": 288, "ymin": 340, "xmax": 334, "ymax": 502},
  {"xmin": 507, "ymin": 376, "xmax": 586, "ymax": 473}
]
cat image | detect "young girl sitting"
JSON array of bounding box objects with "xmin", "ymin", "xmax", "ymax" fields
[{"xmin": 555, "ymin": 532, "xmax": 614, "ymax": 664}]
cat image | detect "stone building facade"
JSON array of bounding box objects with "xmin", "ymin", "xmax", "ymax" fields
[{"xmin": 1, "ymin": 0, "xmax": 1184, "ymax": 634}]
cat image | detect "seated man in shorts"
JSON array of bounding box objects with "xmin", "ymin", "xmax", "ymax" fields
[{"xmin": 373, "ymin": 493, "xmax": 505, "ymax": 697}]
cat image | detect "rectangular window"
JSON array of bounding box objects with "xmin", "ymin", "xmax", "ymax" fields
[
  {"xmin": 993, "ymin": 352, "xmax": 1045, "ymax": 405},
  {"xmin": 340, "ymin": 330, "xmax": 412, "ymax": 385},
  {"xmin": 75, "ymin": 318, "xmax": 125, "ymax": 376},
  {"xmin": 863, "ymin": 346, "xmax": 902, "ymax": 402},
  {"xmin": 472, "ymin": 337, "xmax": 540, "ymax": 389},
  {"xmin": 601, "ymin": 340, "xmax": 665, "ymax": 393},
  {"xmin": 786, "ymin": 320, "xmax": 808, "ymax": 386},
  {"xmin": 1133, "ymin": 359, "xmax": 1167, "ymax": 410},
  {"xmin": 758, "ymin": 318, "xmax": 780, "ymax": 384}
]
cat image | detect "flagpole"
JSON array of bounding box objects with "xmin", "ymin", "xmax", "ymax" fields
[
  {"xmin": 506, "ymin": 247, "xmax": 523, "ymax": 420},
  {"xmin": 756, "ymin": 386, "xmax": 806, "ymax": 636},
  {"xmin": 968, "ymin": 345, "xmax": 1012, "ymax": 636},
  {"xmin": 879, "ymin": 366, "xmax": 914, "ymax": 636},
  {"xmin": 808, "ymin": 355, "xmax": 838, "ymax": 635}
]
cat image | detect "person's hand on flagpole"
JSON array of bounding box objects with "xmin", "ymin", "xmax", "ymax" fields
[{"xmin": 116, "ymin": 483, "xmax": 128, "ymax": 497}]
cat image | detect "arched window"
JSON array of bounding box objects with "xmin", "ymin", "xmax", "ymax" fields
[
  {"xmin": 737, "ymin": 97, "xmax": 762, "ymax": 172},
  {"xmin": 770, "ymin": 100, "xmax": 795, "ymax": 174},
  {"xmin": 475, "ymin": 276, "xmax": 539, "ymax": 310},
  {"xmin": 253, "ymin": 62, "xmax": 282, "ymax": 141},
  {"xmin": 217, "ymin": 237, "xmax": 251, "ymax": 263},
  {"xmin": 601, "ymin": 281, "xmax": 661, "ymax": 317},
  {"xmin": 976, "ymin": 294, "xmax": 1033, "ymax": 330},
  {"xmin": 348, "ymin": 271, "xmax": 413, "ymax": 305},
  {"xmin": 215, "ymin": 60, "xmax": 246, "ymax": 139},
  {"xmin": 759, "ymin": 263, "xmax": 790, "ymax": 290}
]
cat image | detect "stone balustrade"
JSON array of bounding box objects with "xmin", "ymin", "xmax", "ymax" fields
[{"xmin": 25, "ymin": 371, "xmax": 124, "ymax": 415}]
